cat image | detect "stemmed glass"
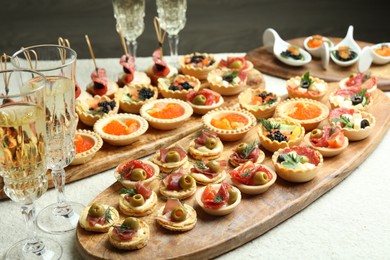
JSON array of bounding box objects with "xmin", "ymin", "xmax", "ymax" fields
[
  {"xmin": 0, "ymin": 69, "xmax": 62, "ymax": 259},
  {"xmin": 11, "ymin": 45, "xmax": 84, "ymax": 234},
  {"xmin": 112, "ymin": 0, "xmax": 145, "ymax": 58},
  {"xmin": 156, "ymin": 0, "xmax": 187, "ymax": 67}
]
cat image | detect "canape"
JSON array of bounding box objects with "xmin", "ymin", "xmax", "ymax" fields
[
  {"xmin": 207, "ymin": 68, "xmax": 247, "ymax": 96},
  {"xmin": 145, "ymin": 48, "xmax": 178, "ymax": 85},
  {"xmin": 86, "ymin": 68, "xmax": 119, "ymax": 99},
  {"xmin": 117, "ymin": 54, "xmax": 151, "ymax": 87},
  {"xmin": 228, "ymin": 141, "xmax": 265, "ymax": 167},
  {"xmin": 114, "ymin": 159, "xmax": 159, "ymax": 189},
  {"xmin": 188, "ymin": 129, "xmax": 224, "ymax": 160},
  {"xmin": 151, "ymin": 146, "xmax": 188, "ymax": 173},
  {"xmin": 156, "ymin": 198, "xmax": 197, "ymax": 232},
  {"xmin": 303, "ymin": 34, "xmax": 334, "ymax": 58},
  {"xmin": 189, "ymin": 159, "xmax": 227, "ymax": 185},
  {"xmin": 329, "ymin": 88, "xmax": 373, "ymax": 111},
  {"xmin": 71, "ymin": 129, "xmax": 103, "ymax": 165},
  {"xmin": 238, "ymin": 89, "xmax": 280, "ymax": 119},
  {"xmin": 79, "ymin": 202, "xmax": 120, "ymax": 233},
  {"xmin": 116, "ymin": 84, "xmax": 158, "ymax": 114},
  {"xmin": 108, "ymin": 217, "xmax": 150, "ymax": 250},
  {"xmin": 338, "ymin": 72, "xmax": 377, "ymax": 93},
  {"xmin": 158, "ymin": 74, "xmax": 201, "ymax": 100},
  {"xmin": 186, "ymin": 88, "xmax": 224, "ymax": 115},
  {"xmin": 286, "ymin": 71, "xmax": 328, "ymax": 101},
  {"xmin": 76, "ymin": 95, "xmax": 119, "ymax": 127},
  {"xmin": 180, "ymin": 52, "xmax": 218, "ymax": 80},
  {"xmin": 195, "ymin": 183, "xmax": 241, "ymax": 216},
  {"xmin": 217, "ymin": 56, "xmax": 254, "ymax": 72},
  {"xmin": 159, "ymin": 167, "xmax": 197, "ymax": 200}
]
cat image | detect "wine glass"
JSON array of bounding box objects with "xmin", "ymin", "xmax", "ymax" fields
[
  {"xmin": 0, "ymin": 69, "xmax": 62, "ymax": 259},
  {"xmin": 11, "ymin": 45, "xmax": 84, "ymax": 234},
  {"xmin": 156, "ymin": 0, "xmax": 187, "ymax": 67},
  {"xmin": 112, "ymin": 0, "xmax": 145, "ymax": 58}
]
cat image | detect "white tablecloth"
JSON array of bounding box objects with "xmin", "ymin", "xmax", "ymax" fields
[{"xmin": 1, "ymin": 54, "xmax": 389, "ymax": 260}]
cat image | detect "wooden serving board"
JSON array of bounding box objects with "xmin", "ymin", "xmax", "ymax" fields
[
  {"xmin": 245, "ymin": 37, "xmax": 390, "ymax": 91},
  {"xmin": 76, "ymin": 84, "xmax": 390, "ymax": 259},
  {"xmin": 0, "ymin": 72, "xmax": 265, "ymax": 200}
]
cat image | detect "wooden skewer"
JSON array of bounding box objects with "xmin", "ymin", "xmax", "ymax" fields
[
  {"xmin": 153, "ymin": 17, "xmax": 166, "ymax": 49},
  {"xmin": 1, "ymin": 53, "xmax": 10, "ymax": 93},
  {"xmin": 117, "ymin": 23, "xmax": 128, "ymax": 55},
  {"xmin": 21, "ymin": 47, "xmax": 38, "ymax": 71},
  {"xmin": 85, "ymin": 35, "xmax": 98, "ymax": 70}
]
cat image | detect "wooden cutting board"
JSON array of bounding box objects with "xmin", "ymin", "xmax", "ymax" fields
[
  {"xmin": 0, "ymin": 71, "xmax": 265, "ymax": 200},
  {"xmin": 245, "ymin": 37, "xmax": 390, "ymax": 91},
  {"xmin": 76, "ymin": 84, "xmax": 390, "ymax": 259}
]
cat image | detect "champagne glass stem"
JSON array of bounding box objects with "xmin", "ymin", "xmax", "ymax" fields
[
  {"xmin": 51, "ymin": 168, "xmax": 68, "ymax": 208},
  {"xmin": 21, "ymin": 203, "xmax": 46, "ymax": 255},
  {"xmin": 126, "ymin": 39, "xmax": 138, "ymax": 58},
  {"xmin": 168, "ymin": 34, "xmax": 179, "ymax": 66}
]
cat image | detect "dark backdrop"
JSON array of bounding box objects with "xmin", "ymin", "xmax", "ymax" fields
[{"xmin": 0, "ymin": 0, "xmax": 388, "ymax": 59}]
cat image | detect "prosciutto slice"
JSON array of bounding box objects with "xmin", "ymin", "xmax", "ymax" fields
[
  {"xmin": 190, "ymin": 160, "xmax": 227, "ymax": 178},
  {"xmin": 193, "ymin": 129, "xmax": 219, "ymax": 148},
  {"xmin": 162, "ymin": 168, "xmax": 186, "ymax": 191},
  {"xmin": 135, "ymin": 181, "xmax": 152, "ymax": 199},
  {"xmin": 229, "ymin": 146, "xmax": 261, "ymax": 164},
  {"xmin": 156, "ymin": 198, "xmax": 188, "ymax": 223},
  {"xmin": 158, "ymin": 146, "xmax": 187, "ymax": 163}
]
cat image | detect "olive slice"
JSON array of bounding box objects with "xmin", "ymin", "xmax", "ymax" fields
[
  {"xmin": 179, "ymin": 175, "xmax": 195, "ymax": 189},
  {"xmin": 165, "ymin": 151, "xmax": 181, "ymax": 163},
  {"xmin": 192, "ymin": 94, "xmax": 206, "ymax": 105},
  {"xmin": 360, "ymin": 119, "xmax": 370, "ymax": 129},
  {"xmin": 310, "ymin": 129, "xmax": 323, "ymax": 139},
  {"xmin": 252, "ymin": 171, "xmax": 269, "ymax": 185},
  {"xmin": 130, "ymin": 168, "xmax": 147, "ymax": 181},
  {"xmin": 236, "ymin": 143, "xmax": 248, "ymax": 156},
  {"xmin": 122, "ymin": 217, "xmax": 140, "ymax": 230},
  {"xmin": 206, "ymin": 160, "xmax": 220, "ymax": 173},
  {"xmin": 227, "ymin": 188, "xmax": 238, "ymax": 205},
  {"xmin": 88, "ymin": 203, "xmax": 106, "ymax": 218},
  {"xmin": 129, "ymin": 194, "xmax": 145, "ymax": 207},
  {"xmin": 205, "ymin": 137, "xmax": 218, "ymax": 150},
  {"xmin": 171, "ymin": 206, "xmax": 187, "ymax": 222}
]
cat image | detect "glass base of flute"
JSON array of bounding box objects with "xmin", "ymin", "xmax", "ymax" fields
[
  {"xmin": 167, "ymin": 34, "xmax": 180, "ymax": 68},
  {"xmin": 37, "ymin": 168, "xmax": 84, "ymax": 234}
]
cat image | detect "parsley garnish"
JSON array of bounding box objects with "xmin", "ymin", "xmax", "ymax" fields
[
  {"xmin": 258, "ymin": 118, "xmax": 280, "ymax": 131},
  {"xmin": 331, "ymin": 115, "xmax": 353, "ymax": 129},
  {"xmin": 279, "ymin": 152, "xmax": 306, "ymax": 169},
  {"xmin": 120, "ymin": 187, "xmax": 137, "ymax": 196},
  {"xmin": 214, "ymin": 194, "xmax": 224, "ymax": 203},
  {"xmin": 193, "ymin": 160, "xmax": 208, "ymax": 170},
  {"xmin": 240, "ymin": 168, "xmax": 254, "ymax": 177}
]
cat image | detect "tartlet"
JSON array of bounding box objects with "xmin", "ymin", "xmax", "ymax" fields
[
  {"xmin": 186, "ymin": 88, "xmax": 224, "ymax": 115},
  {"xmin": 274, "ymin": 98, "xmax": 329, "ymax": 131},
  {"xmin": 79, "ymin": 203, "xmax": 120, "ymax": 233},
  {"xmin": 117, "ymin": 53, "xmax": 151, "ymax": 88},
  {"xmin": 188, "ymin": 129, "xmax": 224, "ymax": 160},
  {"xmin": 145, "ymin": 48, "xmax": 178, "ymax": 85},
  {"xmin": 93, "ymin": 113, "xmax": 149, "ymax": 146},
  {"xmin": 303, "ymin": 125, "xmax": 349, "ymax": 157},
  {"xmin": 118, "ymin": 181, "xmax": 158, "ymax": 217},
  {"xmin": 195, "ymin": 183, "xmax": 241, "ymax": 216},
  {"xmin": 202, "ymin": 107, "xmax": 257, "ymax": 141},
  {"xmin": 108, "ymin": 217, "xmax": 150, "ymax": 250},
  {"xmin": 229, "ymin": 161, "xmax": 277, "ymax": 195},
  {"xmin": 286, "ymin": 72, "xmax": 328, "ymax": 101},
  {"xmin": 338, "ymin": 72, "xmax": 377, "ymax": 93},
  {"xmin": 257, "ymin": 118, "xmax": 305, "ymax": 152},
  {"xmin": 156, "ymin": 198, "xmax": 197, "ymax": 232},
  {"xmin": 238, "ymin": 89, "xmax": 280, "ymax": 119},
  {"xmin": 217, "ymin": 56, "xmax": 254, "ymax": 72},
  {"xmin": 228, "ymin": 141, "xmax": 265, "ymax": 167},
  {"xmin": 116, "ymin": 84, "xmax": 158, "ymax": 114},
  {"xmin": 272, "ymin": 146, "xmax": 324, "ymax": 183},
  {"xmin": 151, "ymin": 146, "xmax": 188, "ymax": 173},
  {"xmin": 114, "ymin": 159, "xmax": 159, "ymax": 189},
  {"xmin": 180, "ymin": 52, "xmax": 218, "ymax": 80},
  {"xmin": 86, "ymin": 67, "xmax": 119, "ymax": 99},
  {"xmin": 189, "ymin": 159, "xmax": 227, "ymax": 185},
  {"xmin": 329, "ymin": 88, "xmax": 373, "ymax": 111},
  {"xmin": 159, "ymin": 167, "xmax": 197, "ymax": 200},
  {"xmin": 71, "ymin": 129, "xmax": 103, "ymax": 165},
  {"xmin": 76, "ymin": 95, "xmax": 119, "ymax": 127},
  {"xmin": 207, "ymin": 68, "xmax": 247, "ymax": 96},
  {"xmin": 329, "ymin": 108, "xmax": 376, "ymax": 141},
  {"xmin": 140, "ymin": 98, "xmax": 193, "ymax": 130},
  {"xmin": 158, "ymin": 74, "xmax": 201, "ymax": 100}
]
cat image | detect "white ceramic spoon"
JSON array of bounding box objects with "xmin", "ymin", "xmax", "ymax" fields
[
  {"xmin": 358, "ymin": 42, "xmax": 390, "ymax": 72},
  {"xmin": 330, "ymin": 25, "xmax": 361, "ymax": 67},
  {"xmin": 263, "ymin": 28, "xmax": 311, "ymax": 67}
]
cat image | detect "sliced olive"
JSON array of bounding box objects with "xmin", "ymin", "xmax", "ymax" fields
[
  {"xmin": 205, "ymin": 137, "xmax": 218, "ymax": 149},
  {"xmin": 360, "ymin": 119, "xmax": 370, "ymax": 129},
  {"xmin": 192, "ymin": 94, "xmax": 206, "ymax": 105},
  {"xmin": 130, "ymin": 168, "xmax": 147, "ymax": 181},
  {"xmin": 129, "ymin": 194, "xmax": 145, "ymax": 207},
  {"xmin": 253, "ymin": 171, "xmax": 269, "ymax": 185},
  {"xmin": 277, "ymin": 154, "xmax": 285, "ymax": 163},
  {"xmin": 310, "ymin": 129, "xmax": 323, "ymax": 139},
  {"xmin": 165, "ymin": 151, "xmax": 180, "ymax": 163},
  {"xmin": 229, "ymin": 60, "xmax": 243, "ymax": 69},
  {"xmin": 227, "ymin": 188, "xmax": 238, "ymax": 205},
  {"xmin": 300, "ymin": 80, "xmax": 311, "ymax": 89},
  {"xmin": 300, "ymin": 155, "xmax": 309, "ymax": 164},
  {"xmin": 236, "ymin": 143, "xmax": 248, "ymax": 156},
  {"xmin": 351, "ymin": 95, "xmax": 363, "ymax": 105},
  {"xmin": 88, "ymin": 203, "xmax": 105, "ymax": 218},
  {"xmin": 206, "ymin": 160, "xmax": 220, "ymax": 173},
  {"xmin": 122, "ymin": 217, "xmax": 140, "ymax": 230},
  {"xmin": 179, "ymin": 175, "xmax": 195, "ymax": 189},
  {"xmin": 171, "ymin": 206, "xmax": 187, "ymax": 222}
]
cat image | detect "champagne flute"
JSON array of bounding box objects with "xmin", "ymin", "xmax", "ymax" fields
[
  {"xmin": 11, "ymin": 45, "xmax": 83, "ymax": 234},
  {"xmin": 156, "ymin": 0, "xmax": 187, "ymax": 67},
  {"xmin": 112, "ymin": 0, "xmax": 145, "ymax": 58},
  {"xmin": 0, "ymin": 69, "xmax": 62, "ymax": 259}
]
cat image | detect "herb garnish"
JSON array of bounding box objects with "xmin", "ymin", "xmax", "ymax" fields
[
  {"xmin": 241, "ymin": 141, "xmax": 259, "ymax": 159},
  {"xmin": 120, "ymin": 187, "xmax": 137, "ymax": 196},
  {"xmin": 222, "ymin": 71, "xmax": 239, "ymax": 83},
  {"xmin": 193, "ymin": 160, "xmax": 208, "ymax": 170},
  {"xmin": 258, "ymin": 118, "xmax": 280, "ymax": 131},
  {"xmin": 331, "ymin": 115, "xmax": 353, "ymax": 129},
  {"xmin": 279, "ymin": 152, "xmax": 307, "ymax": 169},
  {"xmin": 300, "ymin": 71, "xmax": 313, "ymax": 88},
  {"xmin": 105, "ymin": 208, "xmax": 115, "ymax": 223}
]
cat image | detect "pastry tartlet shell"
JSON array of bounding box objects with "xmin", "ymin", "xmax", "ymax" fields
[
  {"xmin": 76, "ymin": 95, "xmax": 119, "ymax": 127},
  {"xmin": 71, "ymin": 129, "xmax": 103, "ymax": 165},
  {"xmin": 158, "ymin": 74, "xmax": 201, "ymax": 101},
  {"xmin": 303, "ymin": 132, "xmax": 349, "ymax": 157},
  {"xmin": 238, "ymin": 89, "xmax": 280, "ymax": 119},
  {"xmin": 156, "ymin": 204, "xmax": 197, "ymax": 232},
  {"xmin": 207, "ymin": 68, "xmax": 247, "ymax": 96},
  {"xmin": 79, "ymin": 204, "xmax": 120, "ymax": 233},
  {"xmin": 114, "ymin": 160, "xmax": 160, "ymax": 189},
  {"xmin": 119, "ymin": 191, "xmax": 158, "ymax": 217},
  {"xmin": 286, "ymin": 76, "xmax": 328, "ymax": 101},
  {"xmin": 116, "ymin": 84, "xmax": 158, "ymax": 114},
  {"xmin": 108, "ymin": 219, "xmax": 150, "ymax": 250},
  {"xmin": 180, "ymin": 53, "xmax": 218, "ymax": 80}
]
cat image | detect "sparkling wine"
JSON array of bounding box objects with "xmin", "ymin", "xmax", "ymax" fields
[
  {"xmin": 112, "ymin": 0, "xmax": 145, "ymax": 42},
  {"xmin": 0, "ymin": 103, "xmax": 47, "ymax": 203},
  {"xmin": 156, "ymin": 0, "xmax": 187, "ymax": 35}
]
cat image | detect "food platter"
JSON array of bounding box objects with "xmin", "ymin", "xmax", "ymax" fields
[
  {"xmin": 245, "ymin": 37, "xmax": 390, "ymax": 91},
  {"xmin": 76, "ymin": 83, "xmax": 390, "ymax": 259}
]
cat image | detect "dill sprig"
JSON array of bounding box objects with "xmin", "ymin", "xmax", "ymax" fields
[
  {"xmin": 105, "ymin": 208, "xmax": 115, "ymax": 223},
  {"xmin": 120, "ymin": 187, "xmax": 137, "ymax": 196},
  {"xmin": 258, "ymin": 118, "xmax": 280, "ymax": 131},
  {"xmin": 241, "ymin": 141, "xmax": 259, "ymax": 159}
]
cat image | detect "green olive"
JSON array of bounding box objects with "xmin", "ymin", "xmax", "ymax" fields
[
  {"xmin": 129, "ymin": 194, "xmax": 145, "ymax": 207},
  {"xmin": 227, "ymin": 188, "xmax": 238, "ymax": 205},
  {"xmin": 310, "ymin": 129, "xmax": 323, "ymax": 139},
  {"xmin": 236, "ymin": 143, "xmax": 248, "ymax": 156},
  {"xmin": 205, "ymin": 137, "xmax": 218, "ymax": 150},
  {"xmin": 171, "ymin": 206, "xmax": 187, "ymax": 222},
  {"xmin": 129, "ymin": 168, "xmax": 147, "ymax": 181},
  {"xmin": 192, "ymin": 94, "xmax": 206, "ymax": 105},
  {"xmin": 300, "ymin": 155, "xmax": 309, "ymax": 164},
  {"xmin": 122, "ymin": 217, "xmax": 140, "ymax": 230},
  {"xmin": 88, "ymin": 203, "xmax": 106, "ymax": 218},
  {"xmin": 165, "ymin": 151, "xmax": 181, "ymax": 163},
  {"xmin": 179, "ymin": 175, "xmax": 195, "ymax": 189},
  {"xmin": 229, "ymin": 60, "xmax": 243, "ymax": 69},
  {"xmin": 206, "ymin": 160, "xmax": 220, "ymax": 173},
  {"xmin": 252, "ymin": 171, "xmax": 270, "ymax": 185}
]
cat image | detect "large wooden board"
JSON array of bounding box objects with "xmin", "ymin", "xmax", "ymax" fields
[
  {"xmin": 245, "ymin": 37, "xmax": 390, "ymax": 91},
  {"xmin": 76, "ymin": 84, "xmax": 390, "ymax": 259}
]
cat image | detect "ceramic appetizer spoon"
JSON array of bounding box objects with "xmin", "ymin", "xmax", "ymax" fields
[
  {"xmin": 330, "ymin": 25, "xmax": 361, "ymax": 67},
  {"xmin": 358, "ymin": 42, "xmax": 390, "ymax": 73},
  {"xmin": 303, "ymin": 35, "xmax": 333, "ymax": 70},
  {"xmin": 263, "ymin": 28, "xmax": 311, "ymax": 67}
]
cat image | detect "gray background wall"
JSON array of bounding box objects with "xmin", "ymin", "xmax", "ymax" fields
[{"xmin": 0, "ymin": 0, "xmax": 388, "ymax": 59}]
